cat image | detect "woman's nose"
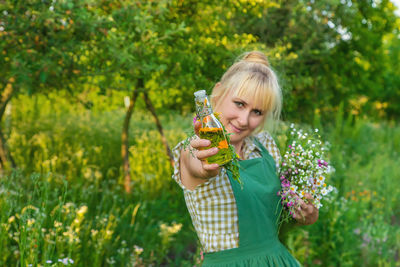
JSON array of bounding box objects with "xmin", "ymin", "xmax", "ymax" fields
[{"xmin": 237, "ymin": 111, "xmax": 249, "ymax": 128}]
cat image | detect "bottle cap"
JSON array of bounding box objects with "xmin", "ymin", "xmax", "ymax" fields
[{"xmin": 194, "ymin": 90, "xmax": 206, "ymax": 99}]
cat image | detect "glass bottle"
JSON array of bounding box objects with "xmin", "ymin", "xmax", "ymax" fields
[{"xmin": 194, "ymin": 90, "xmax": 232, "ymax": 165}]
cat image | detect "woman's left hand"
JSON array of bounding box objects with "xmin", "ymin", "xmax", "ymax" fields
[{"xmin": 292, "ymin": 193, "xmax": 319, "ymax": 225}]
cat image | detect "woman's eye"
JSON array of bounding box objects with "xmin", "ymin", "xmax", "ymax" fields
[
  {"xmin": 234, "ymin": 101, "xmax": 244, "ymax": 107},
  {"xmin": 253, "ymin": 110, "xmax": 263, "ymax": 116}
]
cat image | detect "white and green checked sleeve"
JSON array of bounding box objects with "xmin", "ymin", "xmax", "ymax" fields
[{"xmin": 171, "ymin": 140, "xmax": 187, "ymax": 190}]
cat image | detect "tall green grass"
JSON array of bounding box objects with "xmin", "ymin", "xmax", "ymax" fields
[
  {"xmin": 1, "ymin": 94, "xmax": 198, "ymax": 266},
  {"xmin": 0, "ymin": 93, "xmax": 398, "ymax": 266}
]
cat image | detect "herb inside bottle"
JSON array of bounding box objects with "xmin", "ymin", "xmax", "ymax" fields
[{"xmin": 194, "ymin": 90, "xmax": 232, "ymax": 165}]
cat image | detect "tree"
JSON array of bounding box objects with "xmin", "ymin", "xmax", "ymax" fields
[
  {"xmin": 225, "ymin": 0, "xmax": 398, "ymax": 122},
  {"xmin": 0, "ymin": 0, "xmax": 102, "ymax": 168}
]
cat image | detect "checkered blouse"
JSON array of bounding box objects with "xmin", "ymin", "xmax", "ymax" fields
[{"xmin": 172, "ymin": 131, "xmax": 281, "ymax": 253}]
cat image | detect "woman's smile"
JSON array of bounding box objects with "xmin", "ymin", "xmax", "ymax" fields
[{"xmin": 229, "ymin": 123, "xmax": 246, "ymax": 134}]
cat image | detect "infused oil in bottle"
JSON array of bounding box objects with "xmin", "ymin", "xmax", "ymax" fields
[{"xmin": 194, "ymin": 90, "xmax": 232, "ymax": 165}]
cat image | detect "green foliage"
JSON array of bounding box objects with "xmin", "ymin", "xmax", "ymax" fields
[
  {"xmin": 0, "ymin": 0, "xmax": 101, "ymax": 94},
  {"xmin": 201, "ymin": 0, "xmax": 399, "ymax": 122},
  {"xmin": 2, "ymin": 0, "xmax": 399, "ymax": 120}
]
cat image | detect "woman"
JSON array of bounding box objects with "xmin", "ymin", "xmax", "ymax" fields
[{"xmin": 172, "ymin": 51, "xmax": 318, "ymax": 266}]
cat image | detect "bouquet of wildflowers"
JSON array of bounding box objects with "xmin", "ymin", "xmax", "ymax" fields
[{"xmin": 278, "ymin": 123, "xmax": 335, "ymax": 221}]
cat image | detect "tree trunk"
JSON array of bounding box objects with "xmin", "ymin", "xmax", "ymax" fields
[
  {"xmin": 0, "ymin": 81, "xmax": 16, "ymax": 169},
  {"xmin": 143, "ymin": 92, "xmax": 174, "ymax": 167},
  {"xmin": 121, "ymin": 81, "xmax": 142, "ymax": 193},
  {"xmin": 0, "ymin": 130, "xmax": 15, "ymax": 169}
]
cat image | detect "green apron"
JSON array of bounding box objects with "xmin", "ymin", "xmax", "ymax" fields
[{"xmin": 202, "ymin": 139, "xmax": 300, "ymax": 267}]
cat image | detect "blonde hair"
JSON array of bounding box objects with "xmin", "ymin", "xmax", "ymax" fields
[{"xmin": 211, "ymin": 51, "xmax": 282, "ymax": 131}]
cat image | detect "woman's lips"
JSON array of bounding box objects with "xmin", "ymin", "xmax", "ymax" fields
[{"xmin": 229, "ymin": 123, "xmax": 245, "ymax": 134}]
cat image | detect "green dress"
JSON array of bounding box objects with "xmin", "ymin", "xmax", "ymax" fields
[{"xmin": 202, "ymin": 139, "xmax": 300, "ymax": 267}]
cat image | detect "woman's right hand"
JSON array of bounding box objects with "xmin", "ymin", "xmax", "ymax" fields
[{"xmin": 180, "ymin": 121, "xmax": 221, "ymax": 188}]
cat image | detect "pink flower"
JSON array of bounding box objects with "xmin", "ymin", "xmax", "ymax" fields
[
  {"xmin": 282, "ymin": 179, "xmax": 290, "ymax": 187},
  {"xmin": 193, "ymin": 115, "xmax": 199, "ymax": 125}
]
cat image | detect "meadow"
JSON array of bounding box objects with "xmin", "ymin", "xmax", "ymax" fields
[{"xmin": 0, "ymin": 92, "xmax": 399, "ymax": 266}]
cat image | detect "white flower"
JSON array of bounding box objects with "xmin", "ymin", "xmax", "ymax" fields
[
  {"xmin": 49, "ymin": 6, "xmax": 54, "ymax": 11},
  {"xmin": 321, "ymin": 188, "xmax": 328, "ymax": 195},
  {"xmin": 60, "ymin": 18, "xmax": 67, "ymax": 26},
  {"xmin": 106, "ymin": 257, "xmax": 116, "ymax": 265},
  {"xmin": 289, "ymin": 185, "xmax": 298, "ymax": 193},
  {"xmin": 58, "ymin": 258, "xmax": 74, "ymax": 265},
  {"xmin": 134, "ymin": 245, "xmax": 144, "ymax": 255},
  {"xmin": 326, "ymin": 166, "xmax": 335, "ymax": 174}
]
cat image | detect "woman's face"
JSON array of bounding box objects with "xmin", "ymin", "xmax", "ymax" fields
[{"xmin": 215, "ymin": 94, "xmax": 266, "ymax": 146}]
